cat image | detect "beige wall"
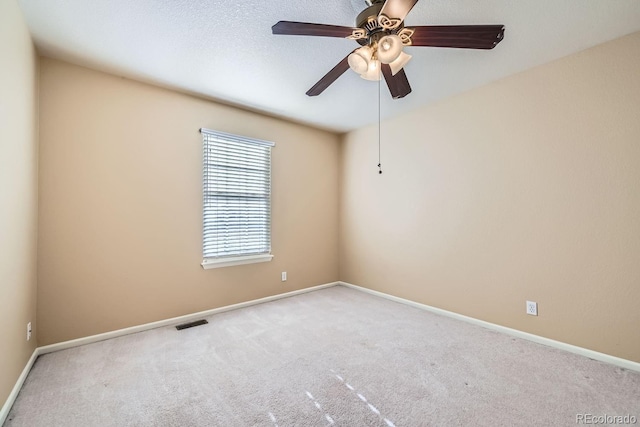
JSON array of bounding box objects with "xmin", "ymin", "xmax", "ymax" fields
[
  {"xmin": 0, "ymin": 0, "xmax": 39, "ymax": 410},
  {"xmin": 340, "ymin": 32, "xmax": 640, "ymax": 362},
  {"xmin": 37, "ymin": 58, "xmax": 339, "ymax": 345}
]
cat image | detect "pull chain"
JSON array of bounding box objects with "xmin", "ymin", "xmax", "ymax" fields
[{"xmin": 378, "ymin": 73, "xmax": 382, "ymax": 174}]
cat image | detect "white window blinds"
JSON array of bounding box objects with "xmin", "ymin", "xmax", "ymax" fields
[{"xmin": 201, "ymin": 128, "xmax": 274, "ymax": 263}]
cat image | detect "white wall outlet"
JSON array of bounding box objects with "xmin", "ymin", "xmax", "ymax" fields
[
  {"xmin": 27, "ymin": 322, "xmax": 32, "ymax": 341},
  {"xmin": 281, "ymin": 271, "xmax": 287, "ymax": 282},
  {"xmin": 526, "ymin": 301, "xmax": 538, "ymax": 316}
]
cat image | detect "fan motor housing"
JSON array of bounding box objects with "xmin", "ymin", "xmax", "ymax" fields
[
  {"xmin": 355, "ymin": 2, "xmax": 404, "ymax": 46},
  {"xmin": 355, "ymin": 3, "xmax": 384, "ymax": 27}
]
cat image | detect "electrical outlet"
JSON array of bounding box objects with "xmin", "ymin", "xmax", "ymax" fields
[
  {"xmin": 27, "ymin": 322, "xmax": 32, "ymax": 341},
  {"xmin": 281, "ymin": 272, "xmax": 287, "ymax": 282},
  {"xmin": 526, "ymin": 301, "xmax": 538, "ymax": 316}
]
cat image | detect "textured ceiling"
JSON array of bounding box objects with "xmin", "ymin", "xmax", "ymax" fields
[{"xmin": 17, "ymin": 0, "xmax": 640, "ymax": 132}]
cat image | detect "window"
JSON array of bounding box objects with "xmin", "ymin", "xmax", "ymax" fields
[{"xmin": 200, "ymin": 128, "xmax": 274, "ymax": 269}]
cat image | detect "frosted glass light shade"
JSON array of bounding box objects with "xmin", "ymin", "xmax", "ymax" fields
[
  {"xmin": 377, "ymin": 34, "xmax": 403, "ymax": 64},
  {"xmin": 389, "ymin": 51, "xmax": 412, "ymax": 75},
  {"xmin": 348, "ymin": 46, "xmax": 373, "ymax": 75},
  {"xmin": 360, "ymin": 59, "xmax": 381, "ymax": 81}
]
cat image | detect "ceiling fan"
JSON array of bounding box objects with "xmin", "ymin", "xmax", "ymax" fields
[{"xmin": 272, "ymin": 0, "xmax": 505, "ymax": 99}]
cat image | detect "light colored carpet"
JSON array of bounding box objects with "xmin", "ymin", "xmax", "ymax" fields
[{"xmin": 5, "ymin": 286, "xmax": 640, "ymax": 426}]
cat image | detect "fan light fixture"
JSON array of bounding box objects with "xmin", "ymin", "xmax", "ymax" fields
[
  {"xmin": 348, "ymin": 32, "xmax": 411, "ymax": 80},
  {"xmin": 377, "ymin": 34, "xmax": 403, "ymax": 64},
  {"xmin": 348, "ymin": 46, "xmax": 382, "ymax": 81},
  {"xmin": 389, "ymin": 51, "xmax": 412, "ymax": 76},
  {"xmin": 360, "ymin": 59, "xmax": 381, "ymax": 81},
  {"xmin": 347, "ymin": 46, "xmax": 373, "ymax": 75}
]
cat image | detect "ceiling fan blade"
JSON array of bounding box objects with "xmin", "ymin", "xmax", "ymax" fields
[
  {"xmin": 379, "ymin": 0, "xmax": 419, "ymax": 21},
  {"xmin": 381, "ymin": 64, "xmax": 411, "ymax": 99},
  {"xmin": 408, "ymin": 25, "xmax": 505, "ymax": 49},
  {"xmin": 272, "ymin": 21, "xmax": 357, "ymax": 38},
  {"xmin": 306, "ymin": 53, "xmax": 353, "ymax": 96}
]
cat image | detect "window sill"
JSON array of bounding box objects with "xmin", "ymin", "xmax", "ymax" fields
[{"xmin": 201, "ymin": 254, "xmax": 274, "ymax": 269}]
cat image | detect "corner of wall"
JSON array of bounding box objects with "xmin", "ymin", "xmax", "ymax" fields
[{"xmin": 0, "ymin": 0, "xmax": 40, "ymax": 413}]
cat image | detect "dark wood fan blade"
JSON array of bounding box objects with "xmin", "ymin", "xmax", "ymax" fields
[
  {"xmin": 379, "ymin": 0, "xmax": 419, "ymax": 21},
  {"xmin": 409, "ymin": 25, "xmax": 505, "ymax": 49},
  {"xmin": 381, "ymin": 64, "xmax": 411, "ymax": 99},
  {"xmin": 306, "ymin": 53, "xmax": 352, "ymax": 96},
  {"xmin": 272, "ymin": 21, "xmax": 356, "ymax": 38}
]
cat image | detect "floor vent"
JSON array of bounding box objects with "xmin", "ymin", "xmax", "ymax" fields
[{"xmin": 175, "ymin": 319, "xmax": 208, "ymax": 330}]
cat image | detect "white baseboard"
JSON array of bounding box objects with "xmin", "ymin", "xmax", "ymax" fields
[
  {"xmin": 339, "ymin": 281, "xmax": 640, "ymax": 373},
  {"xmin": 2, "ymin": 281, "xmax": 340, "ymax": 422},
  {"xmin": 5, "ymin": 279, "xmax": 637, "ymax": 423},
  {"xmin": 0, "ymin": 347, "xmax": 40, "ymax": 426},
  {"xmin": 39, "ymin": 281, "xmax": 340, "ymax": 355}
]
